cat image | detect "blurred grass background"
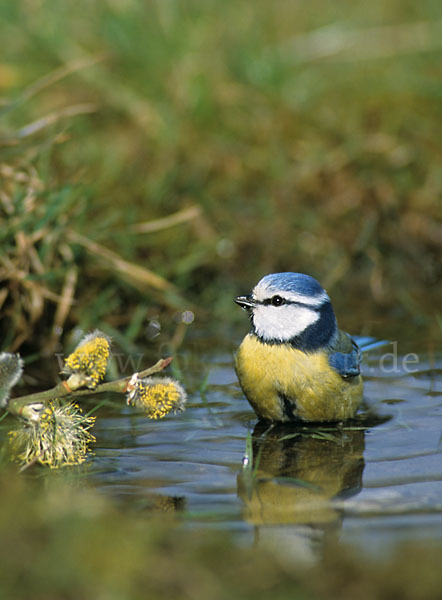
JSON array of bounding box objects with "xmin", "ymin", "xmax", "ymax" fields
[{"xmin": 1, "ymin": 0, "xmax": 441, "ymax": 351}]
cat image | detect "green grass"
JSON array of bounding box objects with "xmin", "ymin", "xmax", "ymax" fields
[{"xmin": 1, "ymin": 0, "xmax": 441, "ymax": 349}]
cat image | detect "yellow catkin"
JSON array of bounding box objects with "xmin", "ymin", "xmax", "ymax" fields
[
  {"xmin": 127, "ymin": 376, "xmax": 187, "ymax": 419},
  {"xmin": 63, "ymin": 331, "xmax": 111, "ymax": 389},
  {"xmin": 9, "ymin": 400, "xmax": 96, "ymax": 468}
]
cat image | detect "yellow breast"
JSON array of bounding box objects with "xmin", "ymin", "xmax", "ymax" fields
[{"xmin": 235, "ymin": 334, "xmax": 363, "ymax": 422}]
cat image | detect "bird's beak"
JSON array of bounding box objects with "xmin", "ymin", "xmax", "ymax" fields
[{"xmin": 234, "ymin": 295, "xmax": 256, "ymax": 311}]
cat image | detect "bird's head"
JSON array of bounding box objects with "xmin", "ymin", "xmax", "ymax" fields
[{"xmin": 235, "ymin": 272, "xmax": 338, "ymax": 349}]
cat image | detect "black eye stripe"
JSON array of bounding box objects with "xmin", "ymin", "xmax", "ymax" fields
[
  {"xmin": 257, "ymin": 298, "xmax": 320, "ymax": 309},
  {"xmin": 262, "ymin": 296, "xmax": 283, "ymax": 306},
  {"xmin": 256, "ymin": 298, "xmax": 310, "ymax": 310}
]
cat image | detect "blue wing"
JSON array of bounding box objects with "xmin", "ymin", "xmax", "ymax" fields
[
  {"xmin": 328, "ymin": 333, "xmax": 361, "ymax": 378},
  {"xmin": 328, "ymin": 334, "xmax": 390, "ymax": 378}
]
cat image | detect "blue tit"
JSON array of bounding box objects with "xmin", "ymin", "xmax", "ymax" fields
[{"xmin": 235, "ymin": 272, "xmax": 364, "ymax": 423}]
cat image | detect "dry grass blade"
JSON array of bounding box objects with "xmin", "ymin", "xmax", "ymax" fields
[
  {"xmin": 0, "ymin": 53, "xmax": 105, "ymax": 117},
  {"xmin": 0, "ymin": 289, "xmax": 8, "ymax": 312},
  {"xmin": 15, "ymin": 104, "xmax": 98, "ymax": 139},
  {"xmin": 67, "ymin": 230, "xmax": 178, "ymax": 293},
  {"xmin": 52, "ymin": 40, "xmax": 162, "ymax": 133},
  {"xmin": 131, "ymin": 205, "xmax": 202, "ymax": 234},
  {"xmin": 278, "ymin": 19, "xmax": 442, "ymax": 62},
  {"xmin": 46, "ymin": 265, "xmax": 78, "ymax": 355}
]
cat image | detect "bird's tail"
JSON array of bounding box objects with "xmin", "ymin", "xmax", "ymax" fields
[{"xmin": 355, "ymin": 336, "xmax": 390, "ymax": 353}]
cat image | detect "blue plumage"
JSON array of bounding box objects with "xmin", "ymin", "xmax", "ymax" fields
[
  {"xmin": 259, "ymin": 272, "xmax": 325, "ymax": 298},
  {"xmin": 328, "ymin": 341, "xmax": 361, "ymax": 378}
]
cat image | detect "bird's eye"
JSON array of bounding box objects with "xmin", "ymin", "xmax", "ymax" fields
[{"xmin": 271, "ymin": 295, "xmax": 284, "ymax": 306}]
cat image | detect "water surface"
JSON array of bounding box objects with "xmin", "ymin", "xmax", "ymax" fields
[{"xmin": 89, "ymin": 333, "xmax": 442, "ymax": 561}]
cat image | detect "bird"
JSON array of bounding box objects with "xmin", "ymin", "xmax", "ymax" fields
[{"xmin": 235, "ymin": 272, "xmax": 374, "ymax": 423}]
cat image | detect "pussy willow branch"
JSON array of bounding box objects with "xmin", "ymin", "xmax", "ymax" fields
[{"xmin": 6, "ymin": 357, "xmax": 173, "ymax": 418}]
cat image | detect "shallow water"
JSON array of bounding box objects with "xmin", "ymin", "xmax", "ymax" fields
[{"xmin": 89, "ymin": 332, "xmax": 442, "ymax": 561}]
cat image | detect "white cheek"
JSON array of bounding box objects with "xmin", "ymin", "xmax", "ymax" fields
[{"xmin": 252, "ymin": 305, "xmax": 319, "ymax": 341}]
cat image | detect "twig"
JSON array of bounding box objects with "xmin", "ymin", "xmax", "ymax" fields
[{"xmin": 7, "ymin": 357, "xmax": 173, "ymax": 418}]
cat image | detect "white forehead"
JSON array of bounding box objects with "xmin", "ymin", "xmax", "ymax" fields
[{"xmin": 252, "ymin": 278, "xmax": 329, "ymax": 308}]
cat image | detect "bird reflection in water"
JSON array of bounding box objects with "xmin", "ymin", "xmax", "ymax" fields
[{"xmin": 237, "ymin": 420, "xmax": 366, "ymax": 566}]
